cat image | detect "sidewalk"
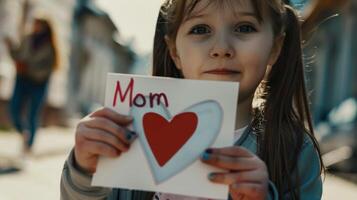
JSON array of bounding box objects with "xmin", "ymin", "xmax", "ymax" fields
[
  {"xmin": 0, "ymin": 127, "xmax": 357, "ymax": 199},
  {"xmin": 0, "ymin": 127, "xmax": 74, "ymax": 200}
]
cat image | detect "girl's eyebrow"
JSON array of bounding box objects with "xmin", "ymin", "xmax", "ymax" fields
[
  {"xmin": 184, "ymin": 11, "xmax": 258, "ymax": 23},
  {"xmin": 232, "ymin": 11, "xmax": 260, "ymax": 22},
  {"xmin": 184, "ymin": 14, "xmax": 207, "ymax": 22},
  {"xmin": 237, "ymin": 11, "xmax": 258, "ymax": 18}
]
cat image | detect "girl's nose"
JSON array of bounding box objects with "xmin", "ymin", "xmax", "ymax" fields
[
  {"xmin": 209, "ymin": 37, "xmax": 235, "ymax": 59},
  {"xmin": 210, "ymin": 50, "xmax": 234, "ymax": 58}
]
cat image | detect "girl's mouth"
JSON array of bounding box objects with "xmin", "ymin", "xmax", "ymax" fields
[{"xmin": 204, "ymin": 68, "xmax": 240, "ymax": 75}]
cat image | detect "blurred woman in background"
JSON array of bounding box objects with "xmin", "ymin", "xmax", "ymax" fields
[{"xmin": 4, "ymin": 16, "xmax": 58, "ymax": 155}]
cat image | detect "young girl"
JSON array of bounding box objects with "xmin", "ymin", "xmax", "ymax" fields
[{"xmin": 61, "ymin": 0, "xmax": 324, "ymax": 199}]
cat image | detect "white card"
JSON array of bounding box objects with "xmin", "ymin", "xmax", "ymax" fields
[{"xmin": 92, "ymin": 73, "xmax": 239, "ymax": 199}]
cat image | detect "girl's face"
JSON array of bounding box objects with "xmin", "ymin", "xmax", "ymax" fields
[{"xmin": 167, "ymin": 1, "xmax": 283, "ymax": 102}]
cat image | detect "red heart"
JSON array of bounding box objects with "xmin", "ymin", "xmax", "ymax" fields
[{"xmin": 143, "ymin": 112, "xmax": 198, "ymax": 167}]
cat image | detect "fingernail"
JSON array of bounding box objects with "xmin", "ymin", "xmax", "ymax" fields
[
  {"xmin": 126, "ymin": 130, "xmax": 137, "ymax": 141},
  {"xmin": 205, "ymin": 148, "xmax": 213, "ymax": 154},
  {"xmin": 201, "ymin": 152, "xmax": 211, "ymax": 161},
  {"xmin": 130, "ymin": 131, "xmax": 137, "ymax": 137},
  {"xmin": 208, "ymin": 173, "xmax": 215, "ymax": 180},
  {"xmin": 126, "ymin": 132, "xmax": 132, "ymax": 140}
]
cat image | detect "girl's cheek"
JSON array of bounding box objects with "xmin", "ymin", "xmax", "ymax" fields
[
  {"xmin": 237, "ymin": 35, "xmax": 274, "ymax": 60},
  {"xmin": 238, "ymin": 46, "xmax": 272, "ymax": 70}
]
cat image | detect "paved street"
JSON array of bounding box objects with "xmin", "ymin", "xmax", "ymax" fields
[
  {"xmin": 0, "ymin": 127, "xmax": 356, "ymax": 200},
  {"xmin": 0, "ymin": 127, "xmax": 74, "ymax": 200}
]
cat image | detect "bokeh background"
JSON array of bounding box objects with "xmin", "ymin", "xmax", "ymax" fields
[{"xmin": 0, "ymin": 0, "xmax": 356, "ymax": 199}]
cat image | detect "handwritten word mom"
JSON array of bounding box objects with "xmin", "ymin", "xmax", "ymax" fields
[{"xmin": 112, "ymin": 78, "xmax": 169, "ymax": 108}]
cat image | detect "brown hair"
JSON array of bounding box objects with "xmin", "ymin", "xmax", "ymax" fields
[
  {"xmin": 32, "ymin": 18, "xmax": 60, "ymax": 70},
  {"xmin": 152, "ymin": 0, "xmax": 324, "ymax": 199}
]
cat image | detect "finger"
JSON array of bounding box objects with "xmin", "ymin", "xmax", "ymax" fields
[
  {"xmin": 201, "ymin": 153, "xmax": 259, "ymax": 171},
  {"xmin": 82, "ymin": 127, "xmax": 132, "ymax": 152},
  {"xmin": 208, "ymin": 170, "xmax": 267, "ymax": 185},
  {"xmin": 208, "ymin": 146, "xmax": 254, "ymax": 157},
  {"xmin": 229, "ymin": 192, "xmax": 245, "ymax": 200},
  {"xmin": 83, "ymin": 117, "xmax": 136, "ymax": 144},
  {"xmin": 237, "ymin": 194, "xmax": 244, "ymax": 200},
  {"xmin": 229, "ymin": 187, "xmax": 245, "ymax": 200},
  {"xmin": 230, "ymin": 183, "xmax": 267, "ymax": 199},
  {"xmin": 82, "ymin": 140, "xmax": 120, "ymax": 157},
  {"xmin": 90, "ymin": 107, "xmax": 133, "ymax": 125}
]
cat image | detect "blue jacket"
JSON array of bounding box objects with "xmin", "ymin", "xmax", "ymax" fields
[{"xmin": 61, "ymin": 126, "xmax": 322, "ymax": 200}]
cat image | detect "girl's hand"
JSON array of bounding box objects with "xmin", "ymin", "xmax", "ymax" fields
[
  {"xmin": 74, "ymin": 107, "xmax": 137, "ymax": 174},
  {"xmin": 201, "ymin": 147, "xmax": 269, "ymax": 200}
]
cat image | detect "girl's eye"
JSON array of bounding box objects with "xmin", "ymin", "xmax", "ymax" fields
[
  {"xmin": 189, "ymin": 24, "xmax": 211, "ymax": 35},
  {"xmin": 235, "ymin": 24, "xmax": 257, "ymax": 33}
]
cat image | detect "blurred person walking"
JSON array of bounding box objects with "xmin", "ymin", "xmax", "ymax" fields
[{"xmin": 3, "ymin": 0, "xmax": 58, "ymax": 155}]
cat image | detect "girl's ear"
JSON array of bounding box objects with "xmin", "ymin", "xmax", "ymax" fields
[
  {"xmin": 268, "ymin": 33, "xmax": 285, "ymax": 66},
  {"xmin": 164, "ymin": 35, "xmax": 182, "ymax": 70}
]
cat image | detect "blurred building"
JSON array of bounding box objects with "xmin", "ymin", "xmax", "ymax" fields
[
  {"xmin": 302, "ymin": 0, "xmax": 357, "ymax": 123},
  {"xmin": 0, "ymin": 0, "xmax": 136, "ymax": 129},
  {"xmin": 299, "ymin": 0, "xmax": 357, "ymax": 173},
  {"xmin": 68, "ymin": 0, "xmax": 136, "ymax": 116}
]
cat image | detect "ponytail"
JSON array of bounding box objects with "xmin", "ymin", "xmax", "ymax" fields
[{"xmin": 258, "ymin": 5, "xmax": 324, "ymax": 200}]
